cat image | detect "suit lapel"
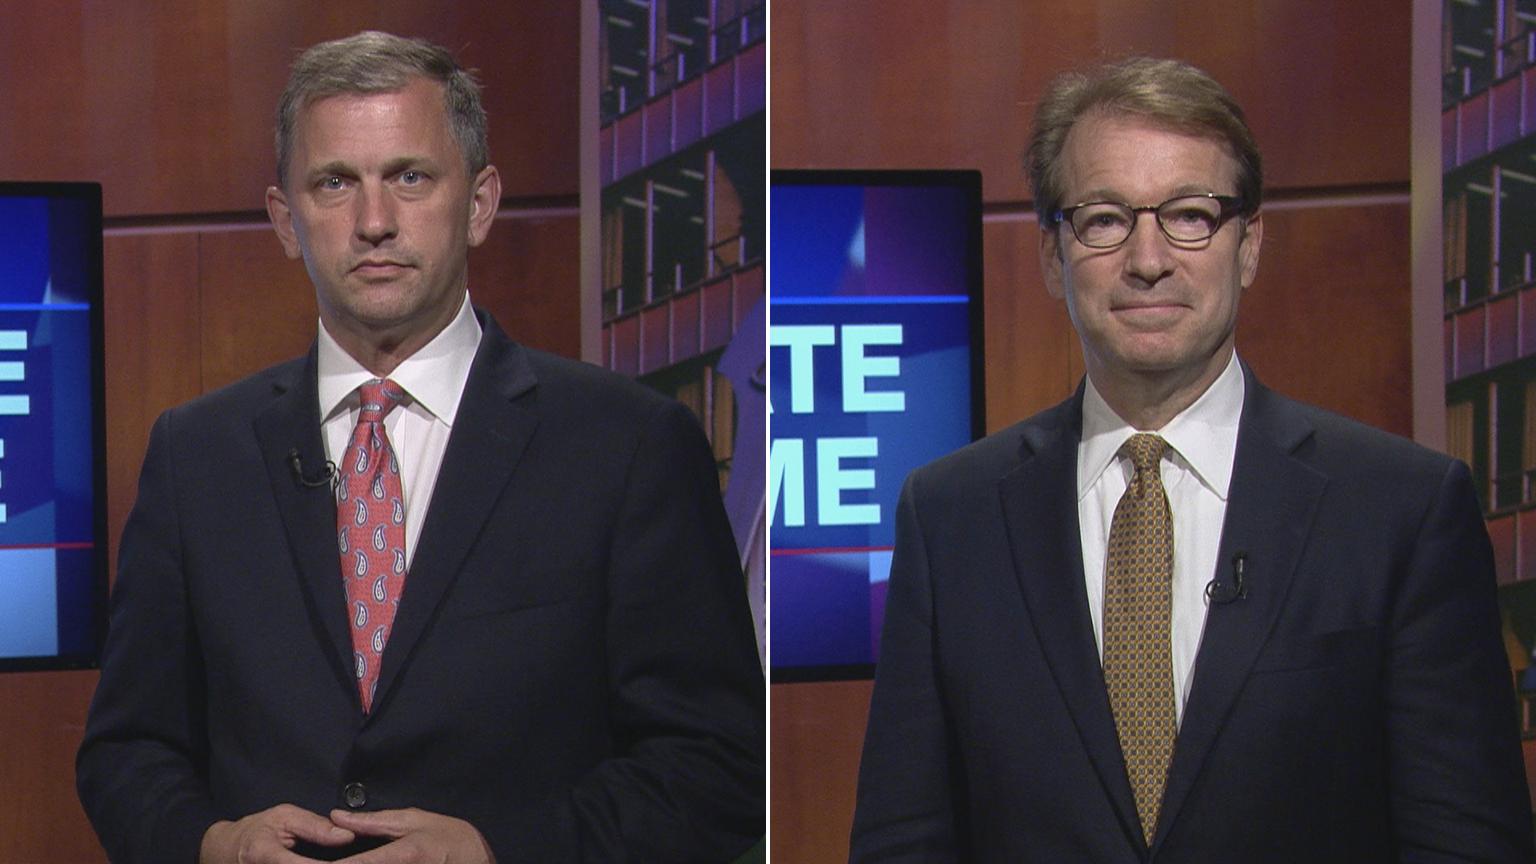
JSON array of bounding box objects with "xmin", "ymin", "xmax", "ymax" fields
[
  {"xmin": 252, "ymin": 347, "xmax": 360, "ymax": 701},
  {"xmin": 1153, "ymin": 372, "xmax": 1328, "ymax": 848},
  {"xmin": 998, "ymin": 393, "xmax": 1146, "ymax": 851},
  {"xmin": 370, "ymin": 315, "xmax": 540, "ymax": 714}
]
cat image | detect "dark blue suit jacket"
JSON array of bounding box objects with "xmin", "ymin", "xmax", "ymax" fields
[
  {"xmin": 77, "ymin": 312, "xmax": 764, "ymax": 863},
  {"xmin": 851, "ymin": 367, "xmax": 1532, "ymax": 862}
]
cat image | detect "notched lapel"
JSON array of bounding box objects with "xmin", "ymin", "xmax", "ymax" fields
[
  {"xmin": 1154, "ymin": 379, "xmax": 1328, "ymax": 848},
  {"xmin": 370, "ymin": 320, "xmax": 540, "ymax": 714},
  {"xmin": 998, "ymin": 398, "xmax": 1146, "ymax": 851},
  {"xmin": 252, "ymin": 348, "xmax": 359, "ymax": 703}
]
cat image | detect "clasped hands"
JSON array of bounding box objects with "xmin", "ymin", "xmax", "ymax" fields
[{"xmin": 200, "ymin": 803, "xmax": 495, "ymax": 864}]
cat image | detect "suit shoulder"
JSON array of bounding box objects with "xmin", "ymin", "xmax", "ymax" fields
[
  {"xmin": 1261, "ymin": 389, "xmax": 1457, "ymax": 482},
  {"xmin": 518, "ymin": 346, "xmax": 677, "ymax": 420},
  {"xmin": 906, "ymin": 398, "xmax": 1074, "ymax": 497},
  {"xmin": 508, "ymin": 346, "xmax": 709, "ymax": 457},
  {"xmin": 160, "ymin": 355, "xmax": 308, "ymax": 428}
]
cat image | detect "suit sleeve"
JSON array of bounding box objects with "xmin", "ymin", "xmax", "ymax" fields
[
  {"xmin": 76, "ymin": 409, "xmax": 219, "ymax": 864},
  {"xmin": 477, "ymin": 399, "xmax": 765, "ymax": 862},
  {"xmin": 1388, "ymin": 459, "xmax": 1535, "ymax": 862},
  {"xmin": 849, "ymin": 472, "xmax": 964, "ymax": 862}
]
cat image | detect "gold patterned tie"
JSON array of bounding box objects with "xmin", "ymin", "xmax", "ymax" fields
[{"xmin": 1103, "ymin": 432, "xmax": 1176, "ymax": 845}]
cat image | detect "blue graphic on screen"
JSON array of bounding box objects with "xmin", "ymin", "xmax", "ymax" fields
[
  {"xmin": 0, "ymin": 194, "xmax": 99, "ymax": 661},
  {"xmin": 770, "ymin": 180, "xmax": 976, "ymax": 672}
]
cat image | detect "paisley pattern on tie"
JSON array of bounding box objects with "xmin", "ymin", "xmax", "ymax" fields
[
  {"xmin": 1103, "ymin": 432, "xmax": 1176, "ymax": 845},
  {"xmin": 336, "ymin": 378, "xmax": 407, "ymax": 713}
]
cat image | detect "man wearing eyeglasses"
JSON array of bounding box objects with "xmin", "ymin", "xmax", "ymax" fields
[{"xmin": 850, "ymin": 57, "xmax": 1533, "ymax": 862}]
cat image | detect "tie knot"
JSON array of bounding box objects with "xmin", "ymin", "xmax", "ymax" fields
[
  {"xmin": 1119, "ymin": 433, "xmax": 1167, "ymax": 477},
  {"xmin": 357, "ymin": 378, "xmax": 405, "ymax": 423}
]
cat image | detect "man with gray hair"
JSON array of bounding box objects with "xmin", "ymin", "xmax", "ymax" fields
[
  {"xmin": 77, "ymin": 31, "xmax": 763, "ymax": 863},
  {"xmin": 850, "ymin": 57, "xmax": 1532, "ymax": 861}
]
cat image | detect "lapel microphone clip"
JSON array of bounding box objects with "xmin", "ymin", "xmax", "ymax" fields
[
  {"xmin": 1205, "ymin": 551, "xmax": 1248, "ymax": 605},
  {"xmin": 287, "ymin": 448, "xmax": 337, "ymax": 490}
]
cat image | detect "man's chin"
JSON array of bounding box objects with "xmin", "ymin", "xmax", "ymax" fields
[
  {"xmin": 1096, "ymin": 343, "xmax": 1216, "ymax": 379},
  {"xmin": 330, "ymin": 294, "xmax": 468, "ymax": 345},
  {"xmin": 332, "ymin": 289, "xmax": 424, "ymax": 323},
  {"xmin": 1107, "ymin": 340, "xmax": 1190, "ymax": 372},
  {"xmin": 322, "ymin": 302, "xmax": 422, "ymax": 339}
]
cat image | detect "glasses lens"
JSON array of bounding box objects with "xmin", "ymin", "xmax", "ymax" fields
[
  {"xmin": 1070, "ymin": 203, "xmax": 1133, "ymax": 248},
  {"xmin": 1157, "ymin": 196, "xmax": 1224, "ymax": 242}
]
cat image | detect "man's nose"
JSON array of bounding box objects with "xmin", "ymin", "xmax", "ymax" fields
[
  {"xmin": 354, "ymin": 182, "xmax": 398, "ymax": 245},
  {"xmin": 1120, "ymin": 210, "xmax": 1174, "ymax": 286}
]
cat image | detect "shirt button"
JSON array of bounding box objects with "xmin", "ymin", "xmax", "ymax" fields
[{"xmin": 343, "ymin": 782, "xmax": 368, "ymax": 809}]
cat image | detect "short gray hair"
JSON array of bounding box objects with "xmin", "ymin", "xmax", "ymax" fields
[
  {"xmin": 1026, "ymin": 57, "xmax": 1262, "ymax": 223},
  {"xmin": 275, "ymin": 30, "xmax": 488, "ymax": 185}
]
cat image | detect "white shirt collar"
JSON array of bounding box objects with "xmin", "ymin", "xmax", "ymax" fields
[
  {"xmin": 1077, "ymin": 352, "xmax": 1245, "ymax": 500},
  {"xmin": 316, "ymin": 292, "xmax": 483, "ymax": 425}
]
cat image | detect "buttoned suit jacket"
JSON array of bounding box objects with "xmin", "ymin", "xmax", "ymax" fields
[
  {"xmin": 77, "ymin": 311, "xmax": 764, "ymax": 863},
  {"xmin": 850, "ymin": 365, "xmax": 1533, "ymax": 862}
]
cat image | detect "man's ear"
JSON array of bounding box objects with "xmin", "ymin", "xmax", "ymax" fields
[
  {"xmin": 466, "ymin": 165, "xmax": 502, "ymax": 248},
  {"xmin": 1040, "ymin": 227, "xmax": 1066, "ymax": 300},
  {"xmin": 1238, "ymin": 211, "xmax": 1263, "ymax": 289},
  {"xmin": 265, "ymin": 186, "xmax": 303, "ymax": 260}
]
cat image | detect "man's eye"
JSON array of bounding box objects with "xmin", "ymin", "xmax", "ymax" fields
[
  {"xmin": 400, "ymin": 171, "xmax": 424, "ymax": 185},
  {"xmin": 319, "ymin": 176, "xmax": 346, "ymax": 191},
  {"xmin": 1084, "ymin": 212, "xmax": 1127, "ymax": 229},
  {"xmin": 1167, "ymin": 208, "xmax": 1216, "ymax": 227}
]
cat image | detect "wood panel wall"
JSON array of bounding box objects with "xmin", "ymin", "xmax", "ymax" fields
[
  {"xmin": 0, "ymin": 5, "xmax": 580, "ymax": 861},
  {"xmin": 770, "ymin": 3, "xmax": 1413, "ymax": 861}
]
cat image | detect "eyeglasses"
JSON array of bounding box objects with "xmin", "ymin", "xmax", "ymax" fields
[{"xmin": 1051, "ymin": 194, "xmax": 1249, "ymax": 249}]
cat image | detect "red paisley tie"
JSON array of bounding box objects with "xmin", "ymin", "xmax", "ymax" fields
[{"xmin": 336, "ymin": 378, "xmax": 408, "ymax": 713}]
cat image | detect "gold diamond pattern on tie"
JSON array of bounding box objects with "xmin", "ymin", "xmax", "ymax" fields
[{"xmin": 1103, "ymin": 432, "xmax": 1176, "ymax": 845}]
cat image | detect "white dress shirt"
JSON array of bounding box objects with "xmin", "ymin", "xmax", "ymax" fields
[
  {"xmin": 1077, "ymin": 352, "xmax": 1244, "ymax": 724},
  {"xmin": 317, "ymin": 294, "xmax": 482, "ymax": 569}
]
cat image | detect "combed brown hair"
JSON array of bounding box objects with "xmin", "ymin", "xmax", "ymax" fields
[
  {"xmin": 275, "ymin": 31, "xmax": 488, "ymax": 185},
  {"xmin": 1025, "ymin": 57, "xmax": 1262, "ymax": 222}
]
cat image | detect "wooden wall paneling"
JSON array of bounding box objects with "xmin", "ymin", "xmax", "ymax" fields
[
  {"xmin": 0, "ymin": 671, "xmax": 105, "ymax": 863},
  {"xmin": 1237, "ymin": 203, "xmax": 1413, "ymax": 437},
  {"xmin": 770, "ymin": 680, "xmax": 874, "ymax": 864},
  {"xmin": 981, "ymin": 217, "xmax": 1080, "ymax": 433},
  {"xmin": 0, "ymin": 3, "xmax": 89, "ymax": 185},
  {"xmin": 83, "ymin": 3, "xmax": 243, "ymax": 216},
  {"xmin": 770, "ymin": 2, "xmax": 1029, "ymax": 188},
  {"xmin": 2, "ymin": 1, "xmax": 258, "ymax": 216},
  {"xmin": 469, "ymin": 212, "xmax": 582, "ymax": 359},
  {"xmin": 770, "ymin": 0, "xmax": 1410, "ymax": 199},
  {"xmin": 197, "ymin": 227, "xmax": 320, "ymax": 394},
  {"xmin": 103, "ymin": 232, "xmax": 204, "ymax": 572}
]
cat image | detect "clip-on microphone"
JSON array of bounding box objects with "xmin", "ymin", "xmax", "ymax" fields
[
  {"xmin": 287, "ymin": 448, "xmax": 336, "ymax": 490},
  {"xmin": 1205, "ymin": 551, "xmax": 1248, "ymax": 605}
]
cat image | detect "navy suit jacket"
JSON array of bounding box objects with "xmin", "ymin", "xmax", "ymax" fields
[
  {"xmin": 77, "ymin": 312, "xmax": 764, "ymax": 863},
  {"xmin": 850, "ymin": 367, "xmax": 1532, "ymax": 862}
]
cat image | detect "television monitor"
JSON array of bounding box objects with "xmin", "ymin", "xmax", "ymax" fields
[
  {"xmin": 769, "ymin": 169, "xmax": 984, "ymax": 681},
  {"xmin": 0, "ymin": 181, "xmax": 107, "ymax": 672}
]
